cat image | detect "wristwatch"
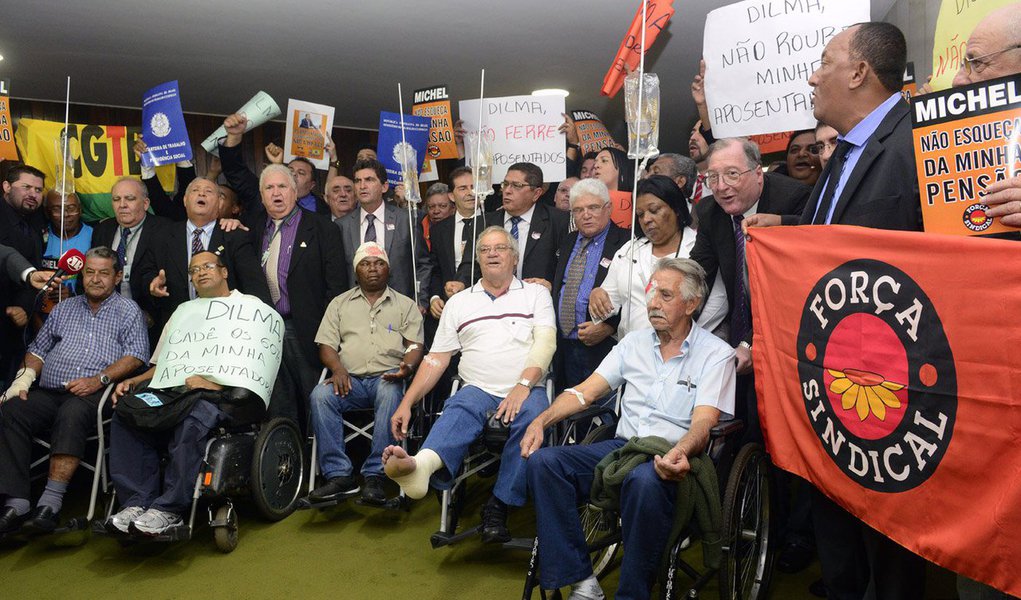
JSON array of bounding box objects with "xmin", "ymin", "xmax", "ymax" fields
[
  {"xmin": 516, "ymin": 378, "xmax": 533, "ymax": 389},
  {"xmin": 98, "ymin": 373, "xmax": 112, "ymax": 385},
  {"xmin": 330, "ymin": 159, "xmax": 342, "ymax": 169}
]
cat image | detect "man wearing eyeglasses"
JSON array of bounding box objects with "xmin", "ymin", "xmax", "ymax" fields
[
  {"xmin": 456, "ymin": 162, "xmax": 569, "ymax": 292},
  {"xmin": 383, "ymin": 226, "xmax": 557, "ymax": 544},
  {"xmin": 37, "ymin": 191, "xmax": 92, "ymax": 318},
  {"xmin": 139, "ymin": 177, "xmax": 271, "ymax": 329}
]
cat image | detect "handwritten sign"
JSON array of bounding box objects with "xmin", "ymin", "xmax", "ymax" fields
[
  {"xmin": 459, "ymin": 94, "xmax": 566, "ymax": 183},
  {"xmin": 141, "ymin": 81, "xmax": 192, "ymax": 168},
  {"xmin": 284, "ymin": 99, "xmax": 335, "ymax": 170},
  {"xmin": 572, "ymin": 110, "xmax": 624, "ymax": 155},
  {"xmin": 601, "ymin": 0, "xmax": 676, "ymax": 98},
  {"xmin": 376, "ymin": 111, "xmax": 431, "ymax": 187},
  {"xmin": 413, "ymin": 85, "xmax": 458, "ymax": 160},
  {"xmin": 930, "ymin": 0, "xmax": 1014, "ymax": 92},
  {"xmin": 703, "ymin": 0, "xmax": 868, "ymax": 138},
  {"xmin": 149, "ymin": 293, "xmax": 284, "ymax": 405},
  {"xmin": 912, "ymin": 73, "xmax": 1021, "ymax": 236},
  {"xmin": 0, "ymin": 79, "xmax": 16, "ymax": 161}
]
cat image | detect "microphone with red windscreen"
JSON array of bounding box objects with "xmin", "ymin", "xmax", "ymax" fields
[{"xmin": 38, "ymin": 248, "xmax": 86, "ymax": 293}]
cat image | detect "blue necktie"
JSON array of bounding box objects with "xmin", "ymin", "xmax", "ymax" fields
[
  {"xmin": 509, "ymin": 216, "xmax": 522, "ymax": 241},
  {"xmin": 118, "ymin": 227, "xmax": 131, "ymax": 268}
]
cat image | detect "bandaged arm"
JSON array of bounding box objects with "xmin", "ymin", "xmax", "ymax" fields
[
  {"xmin": 399, "ymin": 351, "xmax": 453, "ymax": 408},
  {"xmin": 524, "ymin": 325, "xmax": 557, "ymax": 376}
]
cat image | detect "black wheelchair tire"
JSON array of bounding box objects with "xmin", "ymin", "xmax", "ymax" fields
[
  {"xmin": 250, "ymin": 418, "xmax": 305, "ymax": 521},
  {"xmin": 718, "ymin": 443, "xmax": 775, "ymax": 600}
]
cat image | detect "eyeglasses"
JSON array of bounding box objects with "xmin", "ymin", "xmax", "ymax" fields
[
  {"xmin": 571, "ymin": 204, "xmax": 608, "ymax": 217},
  {"xmin": 807, "ymin": 141, "xmax": 837, "ymax": 155},
  {"xmin": 500, "ymin": 181, "xmax": 534, "ymax": 191},
  {"xmin": 959, "ymin": 46, "xmax": 1021, "ymax": 76},
  {"xmin": 477, "ymin": 244, "xmax": 513, "ymax": 254},
  {"xmin": 705, "ymin": 168, "xmax": 755, "ymax": 188},
  {"xmin": 188, "ymin": 262, "xmax": 221, "ymax": 275}
]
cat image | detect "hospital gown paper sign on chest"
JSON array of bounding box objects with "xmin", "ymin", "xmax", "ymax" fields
[{"xmin": 149, "ymin": 293, "xmax": 284, "ymax": 406}]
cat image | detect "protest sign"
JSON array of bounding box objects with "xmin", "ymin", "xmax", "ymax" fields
[
  {"xmin": 911, "ymin": 73, "xmax": 1021, "ymax": 237},
  {"xmin": 750, "ymin": 131, "xmax": 793, "ymax": 155},
  {"xmin": 149, "ymin": 293, "xmax": 284, "ymax": 405},
  {"xmin": 929, "ymin": 0, "xmax": 1014, "ymax": 92},
  {"xmin": 420, "ymin": 159, "xmax": 439, "ymax": 183},
  {"xmin": 140, "ymin": 80, "xmax": 192, "ymax": 168},
  {"xmin": 413, "ymin": 85, "xmax": 458, "ymax": 160},
  {"xmin": 459, "ymin": 95, "xmax": 567, "ymax": 183},
  {"xmin": 15, "ymin": 118, "xmax": 175, "ymax": 222},
  {"xmin": 749, "ymin": 224, "xmax": 1021, "ymax": 598},
  {"xmin": 200, "ymin": 91, "xmax": 281, "ymax": 156},
  {"xmin": 703, "ymin": 0, "xmax": 868, "ymax": 138},
  {"xmin": 376, "ymin": 111, "xmax": 431, "ymax": 188},
  {"xmin": 601, "ymin": 0, "xmax": 675, "ymax": 98},
  {"xmin": 283, "ymin": 99, "xmax": 335, "ymax": 170},
  {"xmin": 0, "ymin": 79, "xmax": 16, "ymax": 161},
  {"xmin": 571, "ymin": 110, "xmax": 623, "ymax": 155}
]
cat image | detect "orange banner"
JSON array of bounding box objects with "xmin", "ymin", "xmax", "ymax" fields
[
  {"xmin": 413, "ymin": 85, "xmax": 458, "ymax": 160},
  {"xmin": 748, "ymin": 225, "xmax": 1021, "ymax": 597},
  {"xmin": 601, "ymin": 0, "xmax": 675, "ymax": 98},
  {"xmin": 912, "ymin": 73, "xmax": 1021, "ymax": 236},
  {"xmin": 571, "ymin": 110, "xmax": 624, "ymax": 155},
  {"xmin": 0, "ymin": 79, "xmax": 17, "ymax": 161},
  {"xmin": 749, "ymin": 131, "xmax": 792, "ymax": 155}
]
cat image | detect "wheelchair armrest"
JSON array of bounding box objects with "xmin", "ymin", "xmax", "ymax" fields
[
  {"xmin": 710, "ymin": 419, "xmax": 744, "ymax": 439},
  {"xmin": 559, "ymin": 404, "xmax": 616, "ymax": 429}
]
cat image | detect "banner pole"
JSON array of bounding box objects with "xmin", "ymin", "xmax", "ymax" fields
[{"xmin": 470, "ymin": 68, "xmax": 486, "ymax": 290}]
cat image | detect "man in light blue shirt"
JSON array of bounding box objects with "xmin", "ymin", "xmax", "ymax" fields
[{"xmin": 523, "ymin": 257, "xmax": 735, "ymax": 600}]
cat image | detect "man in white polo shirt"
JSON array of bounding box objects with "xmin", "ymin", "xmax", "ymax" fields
[{"xmin": 383, "ymin": 226, "xmax": 557, "ymax": 543}]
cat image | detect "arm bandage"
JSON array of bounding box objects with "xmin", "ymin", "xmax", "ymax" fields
[
  {"xmin": 2, "ymin": 367, "xmax": 37, "ymax": 403},
  {"xmin": 525, "ymin": 326, "xmax": 557, "ymax": 373}
]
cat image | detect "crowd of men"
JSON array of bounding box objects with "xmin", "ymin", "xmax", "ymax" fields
[{"xmin": 1, "ymin": 10, "xmax": 1020, "ymax": 600}]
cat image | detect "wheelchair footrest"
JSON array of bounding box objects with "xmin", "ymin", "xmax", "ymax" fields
[
  {"xmin": 500, "ymin": 537, "xmax": 534, "ymax": 552},
  {"xmin": 430, "ymin": 524, "xmax": 482, "ymax": 549},
  {"xmin": 297, "ymin": 491, "xmax": 359, "ymax": 511},
  {"xmin": 354, "ymin": 495, "xmax": 407, "ymax": 511}
]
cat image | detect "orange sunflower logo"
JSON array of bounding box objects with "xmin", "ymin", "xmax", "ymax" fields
[{"xmin": 827, "ymin": 368, "xmax": 905, "ymax": 422}]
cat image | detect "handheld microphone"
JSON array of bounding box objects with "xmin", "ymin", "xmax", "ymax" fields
[{"xmin": 39, "ymin": 248, "xmax": 86, "ymax": 292}]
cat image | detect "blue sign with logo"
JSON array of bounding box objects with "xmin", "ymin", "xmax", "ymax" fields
[
  {"xmin": 376, "ymin": 111, "xmax": 431, "ymax": 187},
  {"xmin": 141, "ymin": 80, "xmax": 192, "ymax": 168}
]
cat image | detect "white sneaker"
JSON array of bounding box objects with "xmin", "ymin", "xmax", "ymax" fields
[
  {"xmin": 107, "ymin": 506, "xmax": 145, "ymax": 533},
  {"xmin": 130, "ymin": 508, "xmax": 182, "ymax": 536},
  {"xmin": 567, "ymin": 575, "xmax": 605, "ymax": 600}
]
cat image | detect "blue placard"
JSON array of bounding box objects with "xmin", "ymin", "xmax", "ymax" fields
[
  {"xmin": 376, "ymin": 111, "xmax": 431, "ymax": 187},
  {"xmin": 141, "ymin": 80, "xmax": 192, "ymax": 168}
]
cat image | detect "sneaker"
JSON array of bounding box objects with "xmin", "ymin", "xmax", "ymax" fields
[
  {"xmin": 107, "ymin": 506, "xmax": 145, "ymax": 534},
  {"xmin": 129, "ymin": 508, "xmax": 182, "ymax": 536},
  {"xmin": 567, "ymin": 575, "xmax": 606, "ymax": 600},
  {"xmin": 480, "ymin": 496, "xmax": 511, "ymax": 544},
  {"xmin": 360, "ymin": 476, "xmax": 387, "ymax": 505},
  {"xmin": 309, "ymin": 475, "xmax": 360, "ymax": 502}
]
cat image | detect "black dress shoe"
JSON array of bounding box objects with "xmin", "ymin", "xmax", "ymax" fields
[
  {"xmin": 360, "ymin": 476, "xmax": 387, "ymax": 506},
  {"xmin": 308, "ymin": 476, "xmax": 360, "ymax": 502},
  {"xmin": 0, "ymin": 507, "xmax": 29, "ymax": 535},
  {"xmin": 22, "ymin": 506, "xmax": 61, "ymax": 535},
  {"xmin": 480, "ymin": 496, "xmax": 511, "ymax": 544},
  {"xmin": 777, "ymin": 541, "xmax": 815, "ymax": 573}
]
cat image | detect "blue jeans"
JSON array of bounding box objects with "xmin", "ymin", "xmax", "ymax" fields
[
  {"xmin": 423, "ymin": 384, "xmax": 547, "ymax": 507},
  {"xmin": 527, "ymin": 439, "xmax": 678, "ymax": 600},
  {"xmin": 309, "ymin": 374, "xmax": 403, "ymax": 478}
]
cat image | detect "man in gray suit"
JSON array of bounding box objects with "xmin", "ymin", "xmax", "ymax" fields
[
  {"xmin": 0, "ymin": 244, "xmax": 55, "ymax": 290},
  {"xmin": 336, "ymin": 159, "xmax": 432, "ymax": 309}
]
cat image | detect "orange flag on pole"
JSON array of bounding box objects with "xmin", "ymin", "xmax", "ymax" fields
[
  {"xmin": 600, "ymin": 0, "xmax": 675, "ymax": 98},
  {"xmin": 748, "ymin": 225, "xmax": 1021, "ymax": 597}
]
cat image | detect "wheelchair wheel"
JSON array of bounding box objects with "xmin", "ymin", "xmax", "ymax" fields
[
  {"xmin": 250, "ymin": 418, "xmax": 305, "ymax": 521},
  {"xmin": 579, "ymin": 423, "xmax": 620, "ymax": 578},
  {"xmin": 213, "ymin": 505, "xmax": 239, "ymax": 554},
  {"xmin": 718, "ymin": 443, "xmax": 775, "ymax": 600}
]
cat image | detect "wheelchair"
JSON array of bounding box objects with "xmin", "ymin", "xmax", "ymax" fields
[
  {"xmin": 523, "ymin": 418, "xmax": 776, "ymax": 600},
  {"xmin": 299, "ymin": 368, "xmax": 409, "ymax": 511},
  {"xmin": 93, "ymin": 388, "xmax": 305, "ymax": 553}
]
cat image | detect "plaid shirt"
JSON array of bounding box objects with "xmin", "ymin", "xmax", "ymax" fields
[{"xmin": 29, "ymin": 293, "xmax": 149, "ymax": 390}]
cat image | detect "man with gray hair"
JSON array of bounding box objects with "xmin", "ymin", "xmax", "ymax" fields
[
  {"xmin": 383, "ymin": 225, "xmax": 557, "ymax": 544},
  {"xmin": 523, "ymin": 257, "xmax": 736, "ymax": 600},
  {"xmin": 552, "ymin": 178, "xmax": 629, "ymax": 391}
]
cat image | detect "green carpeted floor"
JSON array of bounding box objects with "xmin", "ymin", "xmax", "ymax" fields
[{"xmin": 0, "ymin": 477, "xmax": 957, "ymax": 599}]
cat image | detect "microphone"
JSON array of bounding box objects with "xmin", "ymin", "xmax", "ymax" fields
[{"xmin": 38, "ymin": 248, "xmax": 86, "ymax": 292}]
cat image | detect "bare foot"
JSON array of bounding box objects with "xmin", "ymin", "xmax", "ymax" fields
[{"xmin": 383, "ymin": 445, "xmax": 417, "ymax": 479}]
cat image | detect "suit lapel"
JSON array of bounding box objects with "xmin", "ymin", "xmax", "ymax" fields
[
  {"xmin": 288, "ymin": 212, "xmax": 315, "ymax": 275},
  {"xmin": 523, "ymin": 205, "xmax": 548, "ymax": 263},
  {"xmin": 830, "ymin": 101, "xmax": 907, "ymax": 224},
  {"xmin": 169, "ymin": 224, "xmax": 188, "ymax": 283},
  {"xmin": 384, "ymin": 203, "xmax": 397, "ymax": 255},
  {"xmin": 209, "ymin": 225, "xmax": 226, "ymax": 258}
]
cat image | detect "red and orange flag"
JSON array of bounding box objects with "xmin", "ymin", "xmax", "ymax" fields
[
  {"xmin": 600, "ymin": 0, "xmax": 675, "ymax": 98},
  {"xmin": 748, "ymin": 225, "xmax": 1021, "ymax": 597}
]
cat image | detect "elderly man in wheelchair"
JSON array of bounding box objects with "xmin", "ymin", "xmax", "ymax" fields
[
  {"xmin": 382, "ymin": 226, "xmax": 557, "ymax": 543},
  {"xmin": 104, "ymin": 251, "xmax": 283, "ymax": 537},
  {"xmin": 521, "ymin": 258, "xmax": 736, "ymax": 600}
]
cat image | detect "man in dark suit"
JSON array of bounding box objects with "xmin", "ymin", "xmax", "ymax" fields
[
  {"xmin": 552, "ymin": 178, "xmax": 628, "ymax": 390},
  {"xmin": 91, "ymin": 178, "xmax": 170, "ymax": 348},
  {"xmin": 456, "ymin": 162, "xmax": 570, "ymax": 290},
  {"xmin": 746, "ymin": 22, "xmax": 926, "ymax": 600},
  {"xmin": 336, "ymin": 158, "xmax": 433, "ymax": 309},
  {"xmin": 138, "ymin": 178, "xmax": 271, "ymax": 327},
  {"xmin": 427, "ymin": 166, "xmax": 484, "ymax": 319}
]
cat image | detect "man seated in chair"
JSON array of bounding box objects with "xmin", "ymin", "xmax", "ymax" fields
[
  {"xmin": 383, "ymin": 226, "xmax": 557, "ymax": 543},
  {"xmin": 0, "ymin": 247, "xmax": 149, "ymax": 535},
  {"xmin": 521, "ymin": 258, "xmax": 736, "ymax": 600},
  {"xmin": 307, "ymin": 242, "xmax": 423, "ymax": 505},
  {"xmin": 105, "ymin": 251, "xmax": 282, "ymax": 536}
]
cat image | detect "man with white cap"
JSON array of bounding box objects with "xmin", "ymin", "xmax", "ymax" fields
[{"xmin": 307, "ymin": 242, "xmax": 424, "ymax": 505}]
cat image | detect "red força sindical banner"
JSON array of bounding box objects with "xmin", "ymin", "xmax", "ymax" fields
[{"xmin": 748, "ymin": 225, "xmax": 1021, "ymax": 597}]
